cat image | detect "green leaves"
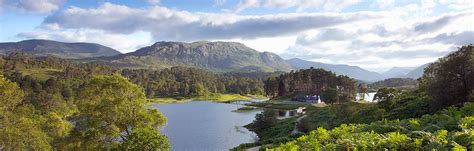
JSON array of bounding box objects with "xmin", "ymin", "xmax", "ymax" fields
[
  {"xmin": 120, "ymin": 127, "xmax": 170, "ymax": 151},
  {"xmin": 271, "ymin": 102, "xmax": 474, "ymax": 150},
  {"xmin": 0, "ymin": 74, "xmax": 24, "ymax": 112},
  {"xmin": 72, "ymin": 74, "xmax": 169, "ymax": 149}
]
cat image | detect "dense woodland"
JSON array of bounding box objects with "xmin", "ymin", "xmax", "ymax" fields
[
  {"xmin": 368, "ymin": 78, "xmax": 417, "ymax": 91},
  {"xmin": 121, "ymin": 68, "xmax": 273, "ymax": 98},
  {"xmin": 244, "ymin": 45, "xmax": 473, "ymax": 150},
  {"xmin": 0, "ymin": 74, "xmax": 170, "ymax": 150},
  {"xmin": 264, "ymin": 68, "xmax": 357, "ymax": 104}
]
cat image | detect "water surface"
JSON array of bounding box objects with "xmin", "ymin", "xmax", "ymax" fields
[
  {"xmin": 356, "ymin": 92, "xmax": 377, "ymax": 102},
  {"xmin": 152, "ymin": 101, "xmax": 262, "ymax": 151}
]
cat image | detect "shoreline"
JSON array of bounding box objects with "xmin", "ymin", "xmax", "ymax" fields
[{"xmin": 148, "ymin": 93, "xmax": 267, "ymax": 104}]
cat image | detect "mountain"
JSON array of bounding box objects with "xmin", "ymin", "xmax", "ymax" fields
[
  {"xmin": 286, "ymin": 58, "xmax": 385, "ymax": 82},
  {"xmin": 382, "ymin": 67, "xmax": 415, "ymax": 78},
  {"xmin": 100, "ymin": 41, "xmax": 294, "ymax": 72},
  {"xmin": 405, "ymin": 63, "xmax": 430, "ymax": 79},
  {"xmin": 0, "ymin": 39, "xmax": 121, "ymax": 59}
]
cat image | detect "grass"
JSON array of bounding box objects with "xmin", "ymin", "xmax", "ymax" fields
[
  {"xmin": 195, "ymin": 93, "xmax": 253, "ymax": 102},
  {"xmin": 232, "ymin": 106, "xmax": 256, "ymax": 112},
  {"xmin": 247, "ymin": 102, "xmax": 308, "ymax": 110},
  {"xmin": 17, "ymin": 68, "xmax": 63, "ymax": 81},
  {"xmin": 148, "ymin": 93, "xmax": 256, "ymax": 104},
  {"xmin": 246, "ymin": 94, "xmax": 310, "ymax": 110},
  {"xmin": 246, "ymin": 94, "xmax": 268, "ymax": 99}
]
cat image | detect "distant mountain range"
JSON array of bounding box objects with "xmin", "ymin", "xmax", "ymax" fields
[
  {"xmin": 404, "ymin": 63, "xmax": 430, "ymax": 79},
  {"xmin": 0, "ymin": 39, "xmax": 121, "ymax": 59},
  {"xmin": 382, "ymin": 67, "xmax": 415, "ymax": 78},
  {"xmin": 287, "ymin": 58, "xmax": 429, "ymax": 81},
  {"xmin": 380, "ymin": 64, "xmax": 429, "ymax": 79},
  {"xmin": 0, "ymin": 39, "xmax": 431, "ymax": 81},
  {"xmin": 286, "ymin": 58, "xmax": 386, "ymax": 82}
]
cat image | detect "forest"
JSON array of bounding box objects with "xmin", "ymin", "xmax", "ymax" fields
[
  {"xmin": 368, "ymin": 78, "xmax": 417, "ymax": 91},
  {"xmin": 264, "ymin": 68, "xmax": 357, "ymax": 104},
  {"xmin": 121, "ymin": 68, "xmax": 271, "ymax": 98}
]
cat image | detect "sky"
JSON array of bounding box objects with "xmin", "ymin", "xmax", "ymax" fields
[{"xmin": 0, "ymin": 0, "xmax": 473, "ymax": 72}]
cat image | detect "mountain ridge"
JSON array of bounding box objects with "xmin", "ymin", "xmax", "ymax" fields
[
  {"xmin": 102, "ymin": 41, "xmax": 294, "ymax": 72},
  {"xmin": 0, "ymin": 39, "xmax": 121, "ymax": 59},
  {"xmin": 382, "ymin": 67, "xmax": 416, "ymax": 78},
  {"xmin": 404, "ymin": 63, "xmax": 430, "ymax": 79}
]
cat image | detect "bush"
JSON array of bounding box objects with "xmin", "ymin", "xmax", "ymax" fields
[{"xmin": 269, "ymin": 102, "xmax": 474, "ymax": 150}]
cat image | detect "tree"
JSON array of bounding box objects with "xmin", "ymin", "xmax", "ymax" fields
[
  {"xmin": 120, "ymin": 127, "xmax": 170, "ymax": 151},
  {"xmin": 420, "ymin": 45, "xmax": 474, "ymax": 110},
  {"xmin": 0, "ymin": 74, "xmax": 24, "ymax": 112},
  {"xmin": 264, "ymin": 77, "xmax": 279, "ymax": 97},
  {"xmin": 373, "ymin": 88, "xmax": 401, "ymax": 110},
  {"xmin": 190, "ymin": 82, "xmax": 208, "ymax": 96},
  {"xmin": 0, "ymin": 74, "xmax": 52, "ymax": 150},
  {"xmin": 71, "ymin": 74, "xmax": 168, "ymax": 149},
  {"xmin": 321, "ymin": 88, "xmax": 339, "ymax": 104},
  {"xmin": 252, "ymin": 109, "xmax": 277, "ymax": 129},
  {"xmin": 265, "ymin": 68, "xmax": 356, "ymax": 100},
  {"xmin": 358, "ymin": 83, "xmax": 368, "ymax": 101}
]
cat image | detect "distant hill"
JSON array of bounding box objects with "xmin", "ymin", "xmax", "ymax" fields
[
  {"xmin": 0, "ymin": 39, "xmax": 121, "ymax": 59},
  {"xmin": 382, "ymin": 67, "xmax": 415, "ymax": 78},
  {"xmin": 405, "ymin": 63, "xmax": 430, "ymax": 79},
  {"xmin": 98, "ymin": 41, "xmax": 294, "ymax": 72},
  {"xmin": 286, "ymin": 58, "xmax": 385, "ymax": 82},
  {"xmin": 368, "ymin": 78, "xmax": 417, "ymax": 91}
]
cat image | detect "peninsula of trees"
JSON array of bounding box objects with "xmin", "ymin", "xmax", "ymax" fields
[{"xmin": 264, "ymin": 68, "xmax": 357, "ymax": 104}]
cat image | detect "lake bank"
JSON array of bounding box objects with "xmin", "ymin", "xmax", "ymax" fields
[{"xmin": 148, "ymin": 93, "xmax": 267, "ymax": 104}]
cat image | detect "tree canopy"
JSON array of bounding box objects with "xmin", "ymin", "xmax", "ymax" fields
[
  {"xmin": 264, "ymin": 68, "xmax": 357, "ymax": 103},
  {"xmin": 420, "ymin": 45, "xmax": 474, "ymax": 110}
]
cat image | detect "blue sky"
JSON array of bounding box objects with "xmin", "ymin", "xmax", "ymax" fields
[{"xmin": 0, "ymin": 0, "xmax": 473, "ymax": 72}]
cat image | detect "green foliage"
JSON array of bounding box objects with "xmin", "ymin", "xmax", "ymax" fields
[
  {"xmin": 373, "ymin": 88, "xmax": 402, "ymax": 110},
  {"xmin": 0, "ymin": 74, "xmax": 52, "ymax": 150},
  {"xmin": 120, "ymin": 127, "xmax": 170, "ymax": 151},
  {"xmin": 368, "ymin": 78, "xmax": 416, "ymax": 91},
  {"xmin": 122, "ymin": 67, "xmax": 267, "ymax": 98},
  {"xmin": 0, "ymin": 74, "xmax": 24, "ymax": 112},
  {"xmin": 264, "ymin": 68, "xmax": 356, "ymax": 102},
  {"xmin": 270, "ymin": 102, "xmax": 474, "ymax": 150},
  {"xmin": 1, "ymin": 62, "xmax": 169, "ymax": 151},
  {"xmin": 321, "ymin": 88, "xmax": 339, "ymax": 104},
  {"xmin": 0, "ymin": 116, "xmax": 52, "ymax": 150},
  {"xmin": 70, "ymin": 74, "xmax": 167, "ymax": 148},
  {"xmin": 249, "ymin": 109, "xmax": 278, "ymax": 130},
  {"xmin": 420, "ymin": 45, "xmax": 474, "ymax": 110}
]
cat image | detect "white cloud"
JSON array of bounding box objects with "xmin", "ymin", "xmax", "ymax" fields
[
  {"xmin": 373, "ymin": 0, "xmax": 394, "ymax": 9},
  {"xmin": 0, "ymin": 0, "xmax": 65, "ymax": 14},
  {"xmin": 39, "ymin": 3, "xmax": 377, "ymax": 41},
  {"xmin": 232, "ymin": 0, "xmax": 361, "ymax": 12},
  {"xmin": 234, "ymin": 0, "xmax": 260, "ymax": 12},
  {"xmin": 413, "ymin": 12, "xmax": 468, "ymax": 34},
  {"xmin": 13, "ymin": 1, "xmax": 474, "ymax": 71},
  {"xmin": 278, "ymin": 10, "xmax": 473, "ymax": 72},
  {"xmin": 145, "ymin": 0, "xmax": 160, "ymax": 5},
  {"xmin": 439, "ymin": 0, "xmax": 474, "ymax": 11}
]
